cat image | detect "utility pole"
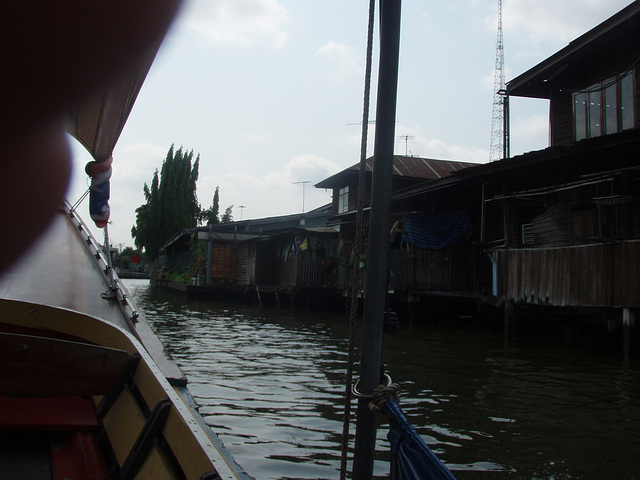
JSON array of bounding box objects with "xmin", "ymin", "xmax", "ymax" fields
[
  {"xmin": 489, "ymin": 0, "xmax": 506, "ymax": 162},
  {"xmin": 293, "ymin": 181, "xmax": 310, "ymax": 213},
  {"xmin": 352, "ymin": 0, "xmax": 402, "ymax": 478}
]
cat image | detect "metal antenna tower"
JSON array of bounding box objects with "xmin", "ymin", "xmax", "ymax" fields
[
  {"xmin": 293, "ymin": 181, "xmax": 310, "ymax": 213},
  {"xmin": 397, "ymin": 134, "xmax": 415, "ymax": 156},
  {"xmin": 489, "ymin": 0, "xmax": 506, "ymax": 162}
]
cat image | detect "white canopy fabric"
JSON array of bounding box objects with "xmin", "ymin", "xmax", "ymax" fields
[{"xmin": 65, "ymin": 40, "xmax": 161, "ymax": 163}]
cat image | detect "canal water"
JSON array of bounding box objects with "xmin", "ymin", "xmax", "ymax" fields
[{"xmin": 123, "ymin": 279, "xmax": 639, "ymax": 480}]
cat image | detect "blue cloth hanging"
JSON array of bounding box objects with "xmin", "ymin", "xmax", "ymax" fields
[
  {"xmin": 386, "ymin": 398, "xmax": 458, "ymax": 480},
  {"xmin": 401, "ymin": 211, "xmax": 470, "ymax": 250}
]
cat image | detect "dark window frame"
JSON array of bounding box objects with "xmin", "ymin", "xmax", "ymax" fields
[{"xmin": 573, "ymin": 69, "xmax": 636, "ymax": 141}]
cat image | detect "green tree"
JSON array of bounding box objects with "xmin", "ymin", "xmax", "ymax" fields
[
  {"xmin": 132, "ymin": 145, "xmax": 201, "ymax": 259},
  {"xmin": 114, "ymin": 246, "xmax": 145, "ymax": 268},
  {"xmin": 203, "ymin": 186, "xmax": 220, "ymax": 226},
  {"xmin": 221, "ymin": 205, "xmax": 233, "ymax": 223}
]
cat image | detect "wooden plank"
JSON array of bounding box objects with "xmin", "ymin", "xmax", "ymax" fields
[
  {"xmin": 0, "ymin": 332, "xmax": 132, "ymax": 396},
  {"xmin": 546, "ymin": 249, "xmax": 556, "ymax": 304},
  {"xmin": 537, "ymin": 249, "xmax": 546, "ymax": 304},
  {"xmin": 614, "ymin": 243, "xmax": 627, "ymax": 307},
  {"xmin": 560, "ymin": 247, "xmax": 569, "ymax": 306},
  {"xmin": 626, "ymin": 242, "xmax": 636, "ymax": 306},
  {"xmin": 102, "ymin": 387, "xmax": 146, "ymax": 465},
  {"xmin": 603, "ymin": 243, "xmax": 613, "ymax": 306}
]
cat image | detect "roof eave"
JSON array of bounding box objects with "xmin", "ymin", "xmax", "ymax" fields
[{"xmin": 507, "ymin": 1, "xmax": 640, "ymax": 99}]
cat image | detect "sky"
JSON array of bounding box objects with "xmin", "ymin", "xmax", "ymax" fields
[{"xmin": 66, "ymin": 0, "xmax": 635, "ymax": 250}]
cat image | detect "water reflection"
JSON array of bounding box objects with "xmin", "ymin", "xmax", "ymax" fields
[{"xmin": 125, "ymin": 279, "xmax": 639, "ymax": 480}]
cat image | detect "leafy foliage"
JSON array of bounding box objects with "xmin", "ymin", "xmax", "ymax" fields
[
  {"xmin": 201, "ymin": 186, "xmax": 220, "ymax": 226},
  {"xmin": 113, "ymin": 246, "xmax": 144, "ymax": 267},
  {"xmin": 221, "ymin": 205, "xmax": 234, "ymax": 223},
  {"xmin": 132, "ymin": 145, "xmax": 201, "ymax": 259}
]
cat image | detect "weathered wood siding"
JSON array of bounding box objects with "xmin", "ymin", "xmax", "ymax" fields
[
  {"xmin": 389, "ymin": 242, "xmax": 483, "ymax": 293},
  {"xmin": 550, "ymin": 90, "xmax": 573, "ymax": 146},
  {"xmin": 532, "ymin": 203, "xmax": 571, "ymax": 246},
  {"xmin": 279, "ymin": 256, "xmax": 335, "ymax": 287},
  {"xmin": 237, "ymin": 243, "xmax": 258, "ymax": 285},
  {"xmin": 495, "ymin": 240, "xmax": 640, "ymax": 307}
]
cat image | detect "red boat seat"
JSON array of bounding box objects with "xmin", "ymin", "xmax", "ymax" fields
[{"xmin": 0, "ymin": 396, "xmax": 100, "ymax": 431}]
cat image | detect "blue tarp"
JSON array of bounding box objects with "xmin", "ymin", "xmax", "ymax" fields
[
  {"xmin": 401, "ymin": 211, "xmax": 470, "ymax": 250},
  {"xmin": 387, "ymin": 398, "xmax": 458, "ymax": 480}
]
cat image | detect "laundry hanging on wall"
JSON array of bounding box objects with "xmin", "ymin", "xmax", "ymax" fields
[{"xmin": 401, "ymin": 211, "xmax": 471, "ymax": 250}]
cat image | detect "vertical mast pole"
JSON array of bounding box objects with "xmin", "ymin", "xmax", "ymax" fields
[{"xmin": 352, "ymin": 0, "xmax": 402, "ymax": 478}]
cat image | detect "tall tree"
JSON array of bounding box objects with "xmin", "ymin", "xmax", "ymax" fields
[
  {"xmin": 221, "ymin": 205, "xmax": 233, "ymax": 223},
  {"xmin": 204, "ymin": 186, "xmax": 220, "ymax": 226},
  {"xmin": 132, "ymin": 145, "xmax": 201, "ymax": 259}
]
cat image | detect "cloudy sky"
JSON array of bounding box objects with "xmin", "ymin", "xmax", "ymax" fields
[{"xmin": 66, "ymin": 0, "xmax": 634, "ymax": 249}]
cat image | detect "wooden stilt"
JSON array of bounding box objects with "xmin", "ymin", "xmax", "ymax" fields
[
  {"xmin": 255, "ymin": 285, "xmax": 262, "ymax": 307},
  {"xmin": 623, "ymin": 307, "xmax": 631, "ymax": 362},
  {"xmin": 504, "ymin": 300, "xmax": 514, "ymax": 347}
]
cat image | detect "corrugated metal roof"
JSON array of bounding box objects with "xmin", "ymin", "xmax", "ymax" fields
[{"xmin": 315, "ymin": 155, "xmax": 477, "ymax": 188}]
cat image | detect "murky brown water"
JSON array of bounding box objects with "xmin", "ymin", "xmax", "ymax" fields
[{"xmin": 124, "ymin": 279, "xmax": 640, "ymax": 480}]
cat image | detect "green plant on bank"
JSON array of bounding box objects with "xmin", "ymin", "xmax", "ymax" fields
[
  {"xmin": 163, "ymin": 266, "xmax": 190, "ymax": 284},
  {"xmin": 189, "ymin": 234, "xmax": 206, "ymax": 280}
]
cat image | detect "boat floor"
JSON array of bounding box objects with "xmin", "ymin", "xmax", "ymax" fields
[
  {"xmin": 1, "ymin": 432, "xmax": 54, "ymax": 479},
  {"xmin": 0, "ymin": 430, "xmax": 108, "ymax": 480},
  {"xmin": 0, "ymin": 395, "xmax": 109, "ymax": 480}
]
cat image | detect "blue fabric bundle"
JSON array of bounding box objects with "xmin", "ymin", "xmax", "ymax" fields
[{"xmin": 386, "ymin": 398, "xmax": 458, "ymax": 480}]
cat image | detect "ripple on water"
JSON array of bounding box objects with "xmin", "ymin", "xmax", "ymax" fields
[{"xmin": 124, "ymin": 279, "xmax": 640, "ymax": 480}]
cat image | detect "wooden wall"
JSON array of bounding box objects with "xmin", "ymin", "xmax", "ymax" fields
[
  {"xmin": 495, "ymin": 240, "xmax": 640, "ymax": 308},
  {"xmin": 550, "ymin": 91, "xmax": 573, "ymax": 146},
  {"xmin": 389, "ymin": 242, "xmax": 483, "ymax": 293},
  {"xmin": 279, "ymin": 255, "xmax": 336, "ymax": 287}
]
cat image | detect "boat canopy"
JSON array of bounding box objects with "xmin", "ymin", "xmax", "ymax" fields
[
  {"xmin": 65, "ymin": 37, "xmax": 162, "ymax": 163},
  {"xmin": 66, "ymin": 35, "xmax": 164, "ymax": 228}
]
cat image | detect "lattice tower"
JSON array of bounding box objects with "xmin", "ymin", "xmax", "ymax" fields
[{"xmin": 489, "ymin": 0, "xmax": 505, "ymax": 162}]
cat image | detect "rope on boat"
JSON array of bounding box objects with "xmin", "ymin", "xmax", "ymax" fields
[
  {"xmin": 368, "ymin": 382, "xmax": 401, "ymax": 414},
  {"xmin": 340, "ymin": 0, "xmax": 376, "ymax": 478},
  {"xmin": 70, "ymin": 187, "xmax": 91, "ymax": 213},
  {"xmin": 103, "ymin": 222, "xmax": 116, "ymax": 290}
]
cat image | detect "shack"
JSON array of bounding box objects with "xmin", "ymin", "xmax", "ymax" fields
[
  {"xmin": 386, "ymin": 1, "xmax": 640, "ymax": 351},
  {"xmin": 482, "ymin": 1, "xmax": 640, "ymax": 349},
  {"xmin": 155, "ymin": 205, "xmax": 340, "ymax": 306},
  {"xmin": 310, "ymin": 2, "xmax": 640, "ymax": 353},
  {"xmin": 314, "ymin": 155, "xmax": 479, "ymax": 297}
]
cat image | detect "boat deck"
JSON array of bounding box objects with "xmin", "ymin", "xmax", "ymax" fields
[
  {"xmin": 0, "ymin": 208, "xmax": 129, "ymax": 328},
  {"xmin": 0, "ymin": 205, "xmax": 185, "ymax": 385}
]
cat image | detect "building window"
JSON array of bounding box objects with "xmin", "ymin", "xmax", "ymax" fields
[
  {"xmin": 621, "ymin": 72, "xmax": 635, "ymax": 130},
  {"xmin": 573, "ymin": 70, "xmax": 635, "ymax": 141},
  {"xmin": 338, "ymin": 186, "xmax": 349, "ymax": 214}
]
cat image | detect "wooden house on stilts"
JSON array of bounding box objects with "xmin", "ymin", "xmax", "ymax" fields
[
  {"xmin": 314, "ymin": 1, "xmax": 640, "ymax": 355},
  {"xmin": 480, "ymin": 1, "xmax": 640, "ymax": 352},
  {"xmin": 153, "ymin": 2, "xmax": 640, "ymax": 355}
]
